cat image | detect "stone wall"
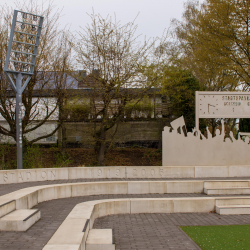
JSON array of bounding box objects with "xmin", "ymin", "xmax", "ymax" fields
[
  {"xmin": 163, "ymin": 117, "xmax": 250, "ymax": 166},
  {"xmin": 1, "ymin": 166, "xmax": 250, "ymax": 184},
  {"xmin": 58, "ymin": 120, "xmax": 168, "ymax": 148}
]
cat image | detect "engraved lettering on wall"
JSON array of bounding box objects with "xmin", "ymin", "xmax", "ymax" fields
[
  {"xmin": 4, "ymin": 173, "xmax": 8, "ymax": 182},
  {"xmin": 26, "ymin": 172, "xmax": 31, "ymax": 180},
  {"xmin": 151, "ymin": 169, "xmax": 155, "ymax": 176},
  {"xmin": 50, "ymin": 170, "xmax": 56, "ymax": 179},
  {"xmin": 19, "ymin": 172, "xmax": 23, "ymax": 181},
  {"xmin": 98, "ymin": 169, "xmax": 102, "ymax": 176},
  {"xmin": 116, "ymin": 169, "xmax": 120, "ymax": 177},
  {"xmin": 133, "ymin": 169, "xmax": 137, "ymax": 177},
  {"xmin": 41, "ymin": 171, "xmax": 47, "ymax": 179}
]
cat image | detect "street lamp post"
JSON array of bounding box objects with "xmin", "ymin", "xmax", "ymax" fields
[{"xmin": 4, "ymin": 10, "xmax": 43, "ymax": 169}]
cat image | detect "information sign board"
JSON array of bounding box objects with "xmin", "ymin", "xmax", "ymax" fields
[{"xmin": 195, "ymin": 91, "xmax": 250, "ymax": 129}]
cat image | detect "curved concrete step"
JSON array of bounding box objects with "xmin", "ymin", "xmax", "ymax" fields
[
  {"xmin": 86, "ymin": 229, "xmax": 115, "ymax": 250},
  {"xmin": 204, "ymin": 187, "xmax": 250, "ymax": 195},
  {"xmin": 42, "ymin": 246, "xmax": 79, "ymax": 250},
  {"xmin": 216, "ymin": 205, "xmax": 250, "ymax": 215},
  {"xmin": 204, "ymin": 181, "xmax": 250, "ymax": 189},
  {"xmin": 42, "ymin": 197, "xmax": 217, "ymax": 249},
  {"xmin": 215, "ymin": 197, "xmax": 250, "ymax": 206},
  {"xmin": 0, "ymin": 209, "xmax": 40, "ymax": 231}
]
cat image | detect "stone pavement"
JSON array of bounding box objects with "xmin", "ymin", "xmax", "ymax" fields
[
  {"xmin": 94, "ymin": 211, "xmax": 250, "ymax": 250},
  {"xmin": 0, "ymin": 193, "xmax": 250, "ymax": 249},
  {"xmin": 1, "ymin": 178, "xmax": 250, "ymax": 249},
  {"xmin": 1, "ymin": 176, "xmax": 250, "ymax": 196}
]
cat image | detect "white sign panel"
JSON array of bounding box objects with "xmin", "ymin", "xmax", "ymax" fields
[{"xmin": 196, "ymin": 91, "xmax": 250, "ymax": 118}]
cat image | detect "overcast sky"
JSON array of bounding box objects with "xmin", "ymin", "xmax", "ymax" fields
[{"xmin": 3, "ymin": 0, "xmax": 204, "ymax": 40}]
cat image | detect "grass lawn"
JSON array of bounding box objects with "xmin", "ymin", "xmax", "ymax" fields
[{"xmin": 181, "ymin": 224, "xmax": 250, "ymax": 250}]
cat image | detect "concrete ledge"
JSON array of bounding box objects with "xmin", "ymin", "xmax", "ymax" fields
[
  {"xmin": 0, "ymin": 180, "xmax": 209, "ymax": 219},
  {"xmin": 166, "ymin": 181, "xmax": 204, "ymax": 193},
  {"xmin": 43, "ymin": 245, "xmax": 80, "ymax": 250},
  {"xmin": 204, "ymin": 181, "xmax": 250, "ymax": 189},
  {"xmin": 0, "ymin": 181, "xmax": 198, "ymax": 231},
  {"xmin": 1, "ymin": 165, "xmax": 250, "ymax": 184},
  {"xmin": 229, "ymin": 166, "xmax": 250, "ymax": 177},
  {"xmin": 0, "ymin": 179, "xmax": 250, "ymax": 231},
  {"xmin": 86, "ymin": 229, "xmax": 115, "ymax": 250},
  {"xmin": 216, "ymin": 205, "xmax": 250, "ymax": 215},
  {"xmin": 204, "ymin": 187, "xmax": 250, "ymax": 195},
  {"xmin": 0, "ymin": 200, "xmax": 15, "ymax": 218},
  {"xmin": 0, "ymin": 209, "xmax": 40, "ymax": 231},
  {"xmin": 195, "ymin": 166, "xmax": 229, "ymax": 178},
  {"xmin": 42, "ymin": 196, "xmax": 249, "ymax": 250},
  {"xmin": 173, "ymin": 198, "xmax": 215, "ymax": 213},
  {"xmin": 130, "ymin": 199, "xmax": 174, "ymax": 213},
  {"xmin": 215, "ymin": 197, "xmax": 250, "ymax": 206},
  {"xmin": 47, "ymin": 218, "xmax": 87, "ymax": 246}
]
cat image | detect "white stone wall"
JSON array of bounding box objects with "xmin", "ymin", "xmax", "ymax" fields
[
  {"xmin": 162, "ymin": 116, "xmax": 250, "ymax": 166},
  {"xmin": 1, "ymin": 166, "xmax": 250, "ymax": 184}
]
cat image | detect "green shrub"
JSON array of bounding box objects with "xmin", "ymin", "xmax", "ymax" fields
[
  {"xmin": 64, "ymin": 104, "xmax": 91, "ymax": 121},
  {"xmin": 124, "ymin": 103, "xmax": 153, "ymax": 119},
  {"xmin": 0, "ymin": 144, "xmax": 12, "ymax": 170},
  {"xmin": 23, "ymin": 145, "xmax": 42, "ymax": 169}
]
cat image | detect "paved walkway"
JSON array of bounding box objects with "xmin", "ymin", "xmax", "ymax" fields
[
  {"xmin": 0, "ymin": 193, "xmax": 250, "ymax": 250},
  {"xmin": 1, "ymin": 178, "xmax": 250, "ymax": 249},
  {"xmin": 1, "ymin": 176, "xmax": 250, "ymax": 196},
  {"xmin": 94, "ymin": 212, "xmax": 250, "ymax": 250}
]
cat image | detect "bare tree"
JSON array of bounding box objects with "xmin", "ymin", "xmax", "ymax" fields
[
  {"xmin": 0, "ymin": 2, "xmax": 72, "ymax": 154},
  {"xmin": 72, "ymin": 13, "xmax": 155, "ymax": 165}
]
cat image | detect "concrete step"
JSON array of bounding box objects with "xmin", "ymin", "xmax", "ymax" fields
[
  {"xmin": 0, "ymin": 209, "xmax": 40, "ymax": 231},
  {"xmin": 204, "ymin": 187, "xmax": 250, "ymax": 195},
  {"xmin": 204, "ymin": 181, "xmax": 250, "ymax": 189},
  {"xmin": 216, "ymin": 197, "xmax": 250, "ymax": 206},
  {"xmin": 216, "ymin": 205, "xmax": 250, "ymax": 215},
  {"xmin": 86, "ymin": 229, "xmax": 115, "ymax": 250}
]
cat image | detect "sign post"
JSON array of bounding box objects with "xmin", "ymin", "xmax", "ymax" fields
[
  {"xmin": 195, "ymin": 91, "xmax": 250, "ymax": 131},
  {"xmin": 4, "ymin": 10, "xmax": 43, "ymax": 169}
]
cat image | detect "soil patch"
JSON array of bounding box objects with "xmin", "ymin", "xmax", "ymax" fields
[{"xmin": 0, "ymin": 146, "xmax": 162, "ymax": 169}]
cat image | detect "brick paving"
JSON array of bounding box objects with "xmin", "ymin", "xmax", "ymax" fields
[
  {"xmin": 94, "ymin": 212, "xmax": 250, "ymax": 250},
  {"xmin": 1, "ymin": 178, "xmax": 250, "ymax": 249},
  {"xmin": 1, "ymin": 176, "xmax": 250, "ymax": 196},
  {"xmin": 0, "ymin": 193, "xmax": 250, "ymax": 249}
]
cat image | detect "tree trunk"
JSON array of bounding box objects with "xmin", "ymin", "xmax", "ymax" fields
[
  {"xmin": 97, "ymin": 125, "xmax": 106, "ymax": 166},
  {"xmin": 60, "ymin": 123, "xmax": 67, "ymax": 154},
  {"xmin": 157, "ymin": 119, "xmax": 164, "ymax": 149},
  {"xmin": 211, "ymin": 119, "xmax": 216, "ymax": 137}
]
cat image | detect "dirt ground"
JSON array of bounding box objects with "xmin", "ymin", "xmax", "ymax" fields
[
  {"xmin": 0, "ymin": 146, "xmax": 162, "ymax": 169},
  {"xmin": 67, "ymin": 148, "xmax": 162, "ymax": 167}
]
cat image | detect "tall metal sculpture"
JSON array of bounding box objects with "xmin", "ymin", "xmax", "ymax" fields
[{"xmin": 4, "ymin": 10, "xmax": 44, "ymax": 169}]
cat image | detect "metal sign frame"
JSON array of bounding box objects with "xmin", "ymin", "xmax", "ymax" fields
[
  {"xmin": 4, "ymin": 10, "xmax": 43, "ymax": 169},
  {"xmin": 195, "ymin": 91, "xmax": 250, "ymax": 131}
]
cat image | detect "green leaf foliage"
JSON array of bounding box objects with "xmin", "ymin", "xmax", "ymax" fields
[
  {"xmin": 239, "ymin": 118, "xmax": 250, "ymax": 132},
  {"xmin": 124, "ymin": 99, "xmax": 154, "ymax": 119},
  {"xmin": 64, "ymin": 104, "xmax": 91, "ymax": 121},
  {"xmin": 161, "ymin": 68, "xmax": 202, "ymax": 131},
  {"xmin": 174, "ymin": 0, "xmax": 247, "ymax": 90}
]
